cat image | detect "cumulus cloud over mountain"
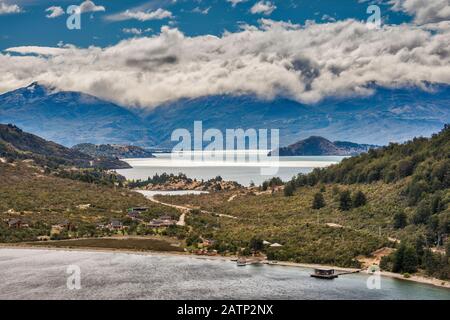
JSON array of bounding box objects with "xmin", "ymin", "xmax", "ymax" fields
[
  {"xmin": 1, "ymin": 18, "xmax": 449, "ymax": 108},
  {"xmin": 390, "ymin": 0, "xmax": 450, "ymax": 24}
]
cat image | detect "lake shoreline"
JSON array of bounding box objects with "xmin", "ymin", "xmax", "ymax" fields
[{"xmin": 1, "ymin": 243, "xmax": 449, "ymax": 290}]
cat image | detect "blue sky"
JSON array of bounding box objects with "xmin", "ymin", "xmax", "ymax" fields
[
  {"xmin": 0, "ymin": 0, "xmax": 448, "ymax": 108},
  {"xmin": 0, "ymin": 0, "xmax": 411, "ymax": 50}
]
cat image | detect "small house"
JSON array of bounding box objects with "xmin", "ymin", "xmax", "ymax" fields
[
  {"xmin": 57, "ymin": 220, "xmax": 76, "ymax": 231},
  {"xmin": 200, "ymin": 239, "xmax": 215, "ymax": 248},
  {"xmin": 129, "ymin": 207, "xmax": 148, "ymax": 212},
  {"xmin": 149, "ymin": 219, "xmax": 176, "ymax": 228},
  {"xmin": 109, "ymin": 220, "xmax": 125, "ymax": 230},
  {"xmin": 7, "ymin": 218, "xmax": 28, "ymax": 229},
  {"xmin": 127, "ymin": 211, "xmax": 141, "ymax": 220}
]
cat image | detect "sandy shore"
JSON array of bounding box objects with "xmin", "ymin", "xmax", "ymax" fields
[{"xmin": 1, "ymin": 243, "xmax": 449, "ymax": 290}]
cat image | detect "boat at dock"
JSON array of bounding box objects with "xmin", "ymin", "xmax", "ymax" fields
[{"xmin": 236, "ymin": 257, "xmax": 264, "ymax": 266}]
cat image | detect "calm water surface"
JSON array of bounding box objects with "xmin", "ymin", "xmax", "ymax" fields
[
  {"xmin": 117, "ymin": 154, "xmax": 345, "ymax": 186},
  {"xmin": 1, "ymin": 249, "xmax": 449, "ymax": 300}
]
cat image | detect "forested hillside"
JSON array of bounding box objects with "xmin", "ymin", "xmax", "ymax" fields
[
  {"xmin": 0, "ymin": 124, "xmax": 130, "ymax": 169},
  {"xmin": 287, "ymin": 125, "xmax": 450, "ymax": 279}
]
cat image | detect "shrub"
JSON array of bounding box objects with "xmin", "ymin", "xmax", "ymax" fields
[
  {"xmin": 339, "ymin": 190, "xmax": 352, "ymax": 211},
  {"xmin": 393, "ymin": 211, "xmax": 407, "ymax": 229},
  {"xmin": 352, "ymin": 191, "xmax": 367, "ymax": 208},
  {"xmin": 397, "ymin": 159, "xmax": 415, "ymax": 178},
  {"xmin": 284, "ymin": 182, "xmax": 295, "ymax": 197}
]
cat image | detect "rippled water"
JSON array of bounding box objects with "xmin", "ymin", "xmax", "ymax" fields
[{"xmin": 1, "ymin": 249, "xmax": 449, "ymax": 300}]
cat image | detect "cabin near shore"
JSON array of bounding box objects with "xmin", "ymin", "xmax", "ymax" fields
[
  {"xmin": 5, "ymin": 218, "xmax": 29, "ymax": 229},
  {"xmin": 310, "ymin": 268, "xmax": 338, "ymax": 279}
]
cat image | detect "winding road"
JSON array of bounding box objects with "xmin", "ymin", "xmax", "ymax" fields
[{"xmin": 143, "ymin": 195, "xmax": 238, "ymax": 227}]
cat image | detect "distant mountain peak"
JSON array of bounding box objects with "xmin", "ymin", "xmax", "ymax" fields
[
  {"xmin": 24, "ymin": 81, "xmax": 56, "ymax": 95},
  {"xmin": 0, "ymin": 83, "xmax": 155, "ymax": 147},
  {"xmin": 273, "ymin": 136, "xmax": 379, "ymax": 156}
]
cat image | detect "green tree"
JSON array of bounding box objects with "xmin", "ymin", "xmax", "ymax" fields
[
  {"xmin": 393, "ymin": 244, "xmax": 418, "ymax": 274},
  {"xmin": 339, "ymin": 190, "xmax": 352, "ymax": 211},
  {"xmin": 402, "ymin": 245, "xmax": 419, "ymax": 273},
  {"xmin": 261, "ymin": 181, "xmax": 269, "ymax": 191},
  {"xmin": 397, "ymin": 159, "xmax": 414, "ymax": 178},
  {"xmin": 284, "ymin": 182, "xmax": 295, "ymax": 197},
  {"xmin": 393, "ymin": 211, "xmax": 407, "ymax": 229},
  {"xmin": 431, "ymin": 194, "xmax": 445, "ymax": 214},
  {"xmin": 312, "ymin": 192, "xmax": 326, "ymax": 209},
  {"xmin": 412, "ymin": 201, "xmax": 431, "ymax": 225},
  {"xmin": 249, "ymin": 237, "xmax": 263, "ymax": 252},
  {"xmin": 352, "ymin": 191, "xmax": 367, "ymax": 208}
]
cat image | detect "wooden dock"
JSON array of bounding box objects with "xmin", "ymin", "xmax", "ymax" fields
[{"xmin": 310, "ymin": 268, "xmax": 360, "ymax": 279}]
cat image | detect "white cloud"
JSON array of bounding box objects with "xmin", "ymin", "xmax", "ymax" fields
[
  {"xmin": 258, "ymin": 18, "xmax": 300, "ymax": 30},
  {"xmin": 390, "ymin": 0, "xmax": 450, "ymax": 24},
  {"xmin": 192, "ymin": 7, "xmax": 211, "ymax": 15},
  {"xmin": 122, "ymin": 28, "xmax": 153, "ymax": 35},
  {"xmin": 1, "ymin": 20, "xmax": 450, "ymax": 109},
  {"xmin": 107, "ymin": 8, "xmax": 172, "ymax": 22},
  {"xmin": 0, "ymin": 1, "xmax": 21, "ymax": 15},
  {"xmin": 227, "ymin": 0, "xmax": 248, "ymax": 7},
  {"xmin": 79, "ymin": 1, "xmax": 105, "ymax": 14},
  {"xmin": 122, "ymin": 28, "xmax": 143, "ymax": 35},
  {"xmin": 250, "ymin": 1, "xmax": 276, "ymax": 15},
  {"xmin": 45, "ymin": 6, "xmax": 64, "ymax": 18},
  {"xmin": 321, "ymin": 14, "xmax": 336, "ymax": 22},
  {"xmin": 5, "ymin": 46, "xmax": 69, "ymax": 56},
  {"xmin": 45, "ymin": 1, "xmax": 104, "ymax": 18}
]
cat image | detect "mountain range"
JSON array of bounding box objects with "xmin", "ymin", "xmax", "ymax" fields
[
  {"xmin": 273, "ymin": 136, "xmax": 378, "ymax": 156},
  {"xmin": 1, "ymin": 82, "xmax": 449, "ymax": 148},
  {"xmin": 0, "ymin": 83, "xmax": 155, "ymax": 147}
]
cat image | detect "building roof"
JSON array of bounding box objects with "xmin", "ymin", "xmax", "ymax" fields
[
  {"xmin": 110, "ymin": 220, "xmax": 123, "ymax": 227},
  {"xmin": 8, "ymin": 218, "xmax": 22, "ymax": 225},
  {"xmin": 130, "ymin": 207, "xmax": 149, "ymax": 212},
  {"xmin": 270, "ymin": 243, "xmax": 283, "ymax": 247}
]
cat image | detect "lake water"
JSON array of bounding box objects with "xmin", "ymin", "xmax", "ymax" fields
[
  {"xmin": 117, "ymin": 153, "xmax": 345, "ymax": 186},
  {"xmin": 136, "ymin": 190, "xmax": 209, "ymax": 197},
  {"xmin": 0, "ymin": 248, "xmax": 449, "ymax": 300}
]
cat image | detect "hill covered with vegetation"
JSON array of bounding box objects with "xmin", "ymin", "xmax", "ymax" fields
[
  {"xmin": 282, "ymin": 125, "xmax": 450, "ymax": 279},
  {"xmin": 273, "ymin": 136, "xmax": 378, "ymax": 156},
  {"xmin": 0, "ymin": 124, "xmax": 130, "ymax": 169},
  {"xmin": 72, "ymin": 143, "xmax": 154, "ymax": 159}
]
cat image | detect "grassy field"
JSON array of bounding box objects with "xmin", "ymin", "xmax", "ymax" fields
[{"xmin": 157, "ymin": 181, "xmax": 411, "ymax": 237}]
